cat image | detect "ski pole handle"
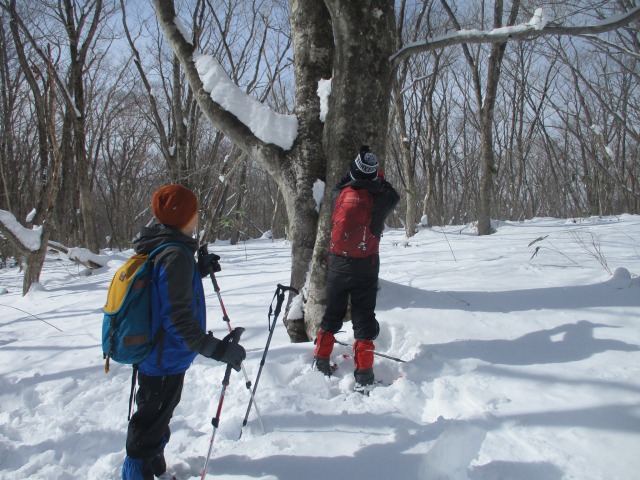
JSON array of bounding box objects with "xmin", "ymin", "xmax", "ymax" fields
[
  {"xmin": 276, "ymin": 283, "xmax": 299, "ymax": 294},
  {"xmin": 221, "ymin": 327, "xmax": 244, "ymax": 385},
  {"xmin": 199, "ymin": 243, "xmax": 222, "ymax": 278},
  {"xmin": 229, "ymin": 326, "xmax": 244, "ymax": 344},
  {"xmin": 270, "ymin": 284, "xmax": 299, "ymax": 323}
]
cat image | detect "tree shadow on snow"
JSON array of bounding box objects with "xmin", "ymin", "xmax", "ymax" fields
[
  {"xmin": 421, "ymin": 320, "xmax": 639, "ymax": 366},
  {"xmin": 377, "ymin": 277, "xmax": 640, "ymax": 312},
  {"xmin": 188, "ymin": 414, "xmax": 565, "ymax": 480},
  {"xmin": 468, "ymin": 460, "xmax": 564, "ymax": 480},
  {"xmin": 192, "ymin": 413, "xmax": 447, "ymax": 480}
]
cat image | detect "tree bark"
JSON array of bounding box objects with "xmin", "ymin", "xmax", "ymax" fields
[
  {"xmin": 62, "ymin": 0, "xmax": 103, "ymax": 253},
  {"xmin": 303, "ymin": 0, "xmax": 396, "ymax": 339},
  {"xmin": 153, "ymin": 0, "xmax": 332, "ymax": 341},
  {"xmin": 478, "ymin": 0, "xmax": 520, "ymax": 235},
  {"xmin": 229, "ymin": 155, "xmax": 247, "ymax": 245},
  {"xmin": 5, "ymin": 0, "xmax": 54, "ymax": 294}
]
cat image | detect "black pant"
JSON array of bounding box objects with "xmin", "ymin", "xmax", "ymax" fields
[
  {"xmin": 126, "ymin": 372, "xmax": 185, "ymax": 459},
  {"xmin": 321, "ymin": 254, "xmax": 380, "ymax": 340}
]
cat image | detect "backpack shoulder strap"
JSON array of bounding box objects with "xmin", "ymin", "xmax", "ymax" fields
[
  {"xmin": 147, "ymin": 242, "xmax": 191, "ymax": 259},
  {"xmin": 147, "ymin": 242, "xmax": 194, "ymax": 268}
]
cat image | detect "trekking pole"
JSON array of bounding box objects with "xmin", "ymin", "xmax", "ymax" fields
[
  {"xmin": 439, "ymin": 226, "xmax": 457, "ymax": 262},
  {"xmin": 199, "ymin": 245, "xmax": 266, "ymax": 435},
  {"xmin": 239, "ymin": 283, "xmax": 299, "ymax": 439},
  {"xmin": 200, "ymin": 327, "xmax": 244, "ymax": 480},
  {"xmin": 334, "ymin": 339, "xmax": 406, "ymax": 363}
]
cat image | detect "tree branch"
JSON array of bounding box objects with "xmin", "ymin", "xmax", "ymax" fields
[
  {"xmin": 391, "ymin": 6, "xmax": 640, "ymax": 68},
  {"xmin": 120, "ymin": 0, "xmax": 170, "ymax": 150},
  {"xmin": 0, "ymin": 210, "xmax": 41, "ymax": 254},
  {"xmin": 46, "ymin": 241, "xmax": 106, "ymax": 269},
  {"xmin": 151, "ymin": 0, "xmax": 287, "ymax": 177}
]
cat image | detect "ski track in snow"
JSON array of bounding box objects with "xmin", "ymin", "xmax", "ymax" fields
[{"xmin": 1, "ymin": 215, "xmax": 640, "ymax": 479}]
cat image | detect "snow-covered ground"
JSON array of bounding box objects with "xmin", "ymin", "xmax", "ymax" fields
[{"xmin": 1, "ymin": 215, "xmax": 639, "ymax": 480}]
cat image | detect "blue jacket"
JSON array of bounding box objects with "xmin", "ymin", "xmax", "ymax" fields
[{"xmin": 133, "ymin": 225, "xmax": 206, "ymax": 376}]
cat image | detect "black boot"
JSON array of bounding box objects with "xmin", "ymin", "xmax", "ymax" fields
[
  {"xmin": 313, "ymin": 356, "xmax": 332, "ymax": 376},
  {"xmin": 354, "ymin": 367, "xmax": 375, "ymax": 392}
]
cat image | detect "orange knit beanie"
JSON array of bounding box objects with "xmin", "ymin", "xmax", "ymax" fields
[{"xmin": 152, "ymin": 184, "xmax": 198, "ymax": 229}]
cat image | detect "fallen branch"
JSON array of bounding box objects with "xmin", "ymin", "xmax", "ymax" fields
[{"xmin": 47, "ymin": 241, "xmax": 107, "ymax": 270}]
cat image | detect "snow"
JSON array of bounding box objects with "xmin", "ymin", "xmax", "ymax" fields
[
  {"xmin": 527, "ymin": 8, "xmax": 547, "ymax": 31},
  {"xmin": 605, "ymin": 145, "xmax": 614, "ymax": 158},
  {"xmin": 317, "ymin": 78, "xmax": 331, "ymax": 122},
  {"xmin": 194, "ymin": 54, "xmax": 298, "ymax": 151},
  {"xmin": 26, "ymin": 209, "xmax": 37, "ymax": 223},
  {"xmin": 0, "ymin": 208, "xmax": 42, "ymax": 251},
  {"xmin": 174, "ymin": 17, "xmax": 193, "ymax": 46},
  {"xmin": 312, "ymin": 179, "xmax": 325, "ymax": 213},
  {"xmin": 65, "ymin": 247, "xmax": 109, "ymax": 268},
  {"xmin": 1, "ymin": 215, "xmax": 640, "ymax": 479},
  {"xmin": 392, "ymin": 7, "xmax": 635, "ymax": 64}
]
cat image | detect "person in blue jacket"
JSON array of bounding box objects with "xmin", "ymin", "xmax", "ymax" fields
[{"xmin": 122, "ymin": 184, "xmax": 246, "ymax": 480}]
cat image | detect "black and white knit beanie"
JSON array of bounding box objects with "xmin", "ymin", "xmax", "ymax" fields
[{"xmin": 350, "ymin": 145, "xmax": 379, "ymax": 180}]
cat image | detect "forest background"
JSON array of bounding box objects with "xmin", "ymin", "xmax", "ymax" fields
[{"xmin": 0, "ymin": 0, "xmax": 638, "ymax": 335}]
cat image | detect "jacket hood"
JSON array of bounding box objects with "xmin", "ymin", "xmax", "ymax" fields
[{"xmin": 133, "ymin": 224, "xmax": 199, "ymax": 254}]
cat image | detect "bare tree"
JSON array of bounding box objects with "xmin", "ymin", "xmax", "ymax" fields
[
  {"xmin": 59, "ymin": 0, "xmax": 108, "ymax": 252},
  {"xmin": 1, "ymin": 0, "xmax": 637, "ymax": 318},
  {"xmin": 94, "ymin": 90, "xmax": 162, "ymax": 250},
  {"xmin": 122, "ymin": 0, "xmax": 293, "ymax": 250},
  {"xmin": 0, "ymin": 12, "xmax": 23, "ymax": 213},
  {"xmin": 1, "ymin": 0, "xmax": 120, "ymax": 252},
  {"xmin": 391, "ymin": 0, "xmax": 430, "ymax": 237},
  {"xmin": 0, "ymin": 1, "xmax": 63, "ymax": 293},
  {"xmin": 151, "ymin": 0, "xmax": 640, "ymax": 340},
  {"xmin": 437, "ymin": 0, "xmax": 521, "ymax": 234}
]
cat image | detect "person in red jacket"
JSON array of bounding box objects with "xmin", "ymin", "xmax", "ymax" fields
[{"xmin": 313, "ymin": 145, "xmax": 400, "ymax": 391}]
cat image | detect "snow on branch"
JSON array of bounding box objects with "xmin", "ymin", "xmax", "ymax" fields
[
  {"xmin": 151, "ymin": 0, "xmax": 298, "ymax": 152},
  {"xmin": 194, "ymin": 54, "xmax": 298, "ymax": 150},
  {"xmin": 0, "ymin": 209, "xmax": 42, "ymax": 252},
  {"xmin": 0, "ymin": 210, "xmax": 108, "ymax": 269},
  {"xmin": 173, "ymin": 16, "xmax": 193, "ymax": 45},
  {"xmin": 391, "ymin": 6, "xmax": 640, "ymax": 67},
  {"xmin": 47, "ymin": 241, "xmax": 108, "ymax": 269}
]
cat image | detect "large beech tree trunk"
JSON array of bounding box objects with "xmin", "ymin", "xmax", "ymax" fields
[{"xmin": 302, "ymin": 0, "xmax": 396, "ymax": 339}]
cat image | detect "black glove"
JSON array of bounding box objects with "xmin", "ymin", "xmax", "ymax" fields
[
  {"xmin": 198, "ymin": 245, "xmax": 221, "ymax": 278},
  {"xmin": 200, "ymin": 330, "xmax": 246, "ymax": 371}
]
